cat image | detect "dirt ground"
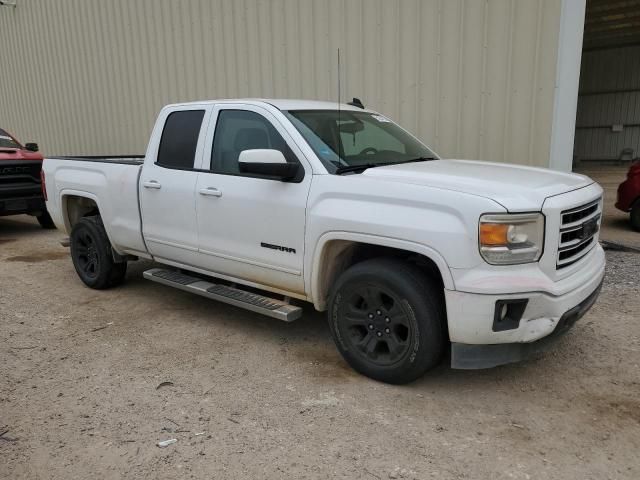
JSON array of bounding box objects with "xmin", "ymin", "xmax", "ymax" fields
[{"xmin": 1, "ymin": 207, "xmax": 639, "ymax": 479}]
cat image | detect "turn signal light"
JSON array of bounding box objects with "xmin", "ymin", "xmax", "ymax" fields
[
  {"xmin": 478, "ymin": 213, "xmax": 545, "ymax": 265},
  {"xmin": 479, "ymin": 223, "xmax": 508, "ymax": 246}
]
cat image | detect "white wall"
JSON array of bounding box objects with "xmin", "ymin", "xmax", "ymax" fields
[{"xmin": 0, "ymin": 0, "xmax": 573, "ymax": 169}]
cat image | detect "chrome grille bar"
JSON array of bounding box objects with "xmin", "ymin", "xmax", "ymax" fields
[{"xmin": 556, "ymin": 197, "xmax": 602, "ymax": 269}]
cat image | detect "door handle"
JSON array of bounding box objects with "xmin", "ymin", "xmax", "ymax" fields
[
  {"xmin": 199, "ymin": 187, "xmax": 222, "ymax": 197},
  {"xmin": 143, "ymin": 180, "xmax": 162, "ymax": 189}
]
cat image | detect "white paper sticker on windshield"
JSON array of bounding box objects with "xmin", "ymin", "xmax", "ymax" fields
[
  {"xmin": 0, "ymin": 135, "xmax": 13, "ymax": 141},
  {"xmin": 372, "ymin": 114, "xmax": 391, "ymax": 123}
]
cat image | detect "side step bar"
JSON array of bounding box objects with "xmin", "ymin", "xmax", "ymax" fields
[{"xmin": 143, "ymin": 268, "xmax": 303, "ymax": 322}]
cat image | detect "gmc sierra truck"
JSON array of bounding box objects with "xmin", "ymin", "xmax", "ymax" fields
[
  {"xmin": 0, "ymin": 128, "xmax": 55, "ymax": 228},
  {"xmin": 43, "ymin": 99, "xmax": 605, "ymax": 384}
]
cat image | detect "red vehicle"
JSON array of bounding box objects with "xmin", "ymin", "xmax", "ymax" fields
[
  {"xmin": 616, "ymin": 161, "xmax": 640, "ymax": 231},
  {"xmin": 0, "ymin": 128, "xmax": 55, "ymax": 228}
]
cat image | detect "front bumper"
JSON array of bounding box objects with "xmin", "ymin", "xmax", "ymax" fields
[
  {"xmin": 445, "ymin": 244, "xmax": 605, "ymax": 344},
  {"xmin": 450, "ymin": 279, "xmax": 603, "ymax": 369},
  {"xmin": 444, "ymin": 243, "xmax": 605, "ymax": 368}
]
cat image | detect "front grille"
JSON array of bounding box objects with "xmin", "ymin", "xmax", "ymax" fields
[
  {"xmin": 561, "ymin": 203, "xmax": 598, "ymax": 225},
  {"xmin": 556, "ymin": 198, "xmax": 601, "ymax": 269}
]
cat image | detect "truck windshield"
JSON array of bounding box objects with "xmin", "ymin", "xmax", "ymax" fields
[
  {"xmin": 0, "ymin": 129, "xmax": 21, "ymax": 149},
  {"xmin": 284, "ymin": 110, "xmax": 437, "ymax": 174}
]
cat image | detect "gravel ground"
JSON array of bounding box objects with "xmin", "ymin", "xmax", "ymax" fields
[{"xmin": 1, "ymin": 215, "xmax": 639, "ymax": 480}]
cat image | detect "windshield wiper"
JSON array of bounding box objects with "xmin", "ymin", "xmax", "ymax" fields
[
  {"xmin": 335, "ymin": 163, "xmax": 381, "ymax": 175},
  {"xmin": 334, "ymin": 157, "xmax": 437, "ymax": 175},
  {"xmin": 397, "ymin": 156, "xmax": 438, "ymax": 164}
]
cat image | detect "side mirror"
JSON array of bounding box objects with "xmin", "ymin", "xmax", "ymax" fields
[
  {"xmin": 25, "ymin": 143, "xmax": 39, "ymax": 152},
  {"xmin": 238, "ymin": 149, "xmax": 299, "ymax": 180}
]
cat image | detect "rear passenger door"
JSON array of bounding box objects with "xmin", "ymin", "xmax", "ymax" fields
[
  {"xmin": 195, "ymin": 104, "xmax": 311, "ymax": 295},
  {"xmin": 140, "ymin": 106, "xmax": 211, "ymax": 266}
]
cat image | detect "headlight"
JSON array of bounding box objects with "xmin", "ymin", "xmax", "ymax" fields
[{"xmin": 479, "ymin": 213, "xmax": 545, "ymax": 265}]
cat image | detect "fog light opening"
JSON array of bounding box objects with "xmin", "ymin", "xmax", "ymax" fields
[{"xmin": 493, "ymin": 299, "xmax": 529, "ymax": 332}]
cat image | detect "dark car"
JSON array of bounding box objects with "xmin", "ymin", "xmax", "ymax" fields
[
  {"xmin": 0, "ymin": 128, "xmax": 55, "ymax": 228},
  {"xmin": 616, "ymin": 160, "xmax": 640, "ymax": 231}
]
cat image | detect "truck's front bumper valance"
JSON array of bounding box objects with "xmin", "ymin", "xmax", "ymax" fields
[{"xmin": 450, "ymin": 280, "xmax": 603, "ymax": 369}]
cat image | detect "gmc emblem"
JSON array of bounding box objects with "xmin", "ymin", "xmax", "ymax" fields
[{"xmin": 580, "ymin": 218, "xmax": 599, "ymax": 239}]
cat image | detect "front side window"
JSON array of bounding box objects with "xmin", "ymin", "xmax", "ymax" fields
[
  {"xmin": 284, "ymin": 110, "xmax": 437, "ymax": 173},
  {"xmin": 156, "ymin": 110, "xmax": 205, "ymax": 169},
  {"xmin": 210, "ymin": 110, "xmax": 297, "ymax": 177},
  {"xmin": 0, "ymin": 128, "xmax": 21, "ymax": 149}
]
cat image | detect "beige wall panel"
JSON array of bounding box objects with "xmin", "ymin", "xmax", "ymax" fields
[
  {"xmin": 482, "ymin": 0, "xmax": 512, "ymax": 163},
  {"xmin": 531, "ymin": 0, "xmax": 562, "ymax": 166},
  {"xmin": 0, "ymin": 0, "xmax": 562, "ymax": 167},
  {"xmin": 506, "ymin": 0, "xmax": 540, "ymax": 166},
  {"xmin": 459, "ymin": 0, "xmax": 485, "ymax": 160}
]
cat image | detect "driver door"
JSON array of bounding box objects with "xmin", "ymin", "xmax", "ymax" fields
[{"xmin": 195, "ymin": 104, "xmax": 312, "ymax": 294}]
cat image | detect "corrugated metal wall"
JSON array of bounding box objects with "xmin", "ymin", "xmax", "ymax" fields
[
  {"xmin": 0, "ymin": 0, "xmax": 563, "ymax": 167},
  {"xmin": 575, "ymin": 45, "xmax": 640, "ymax": 162}
]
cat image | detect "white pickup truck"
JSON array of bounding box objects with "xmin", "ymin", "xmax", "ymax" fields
[{"xmin": 43, "ymin": 99, "xmax": 605, "ymax": 384}]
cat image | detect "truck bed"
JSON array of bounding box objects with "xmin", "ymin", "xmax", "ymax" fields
[
  {"xmin": 47, "ymin": 155, "xmax": 144, "ymax": 165},
  {"xmin": 43, "ymin": 155, "xmax": 148, "ymax": 257}
]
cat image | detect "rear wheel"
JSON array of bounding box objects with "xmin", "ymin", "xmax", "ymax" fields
[
  {"xmin": 36, "ymin": 210, "xmax": 56, "ymax": 229},
  {"xmin": 631, "ymin": 201, "xmax": 640, "ymax": 232},
  {"xmin": 328, "ymin": 258, "xmax": 445, "ymax": 384},
  {"xmin": 70, "ymin": 216, "xmax": 127, "ymax": 289}
]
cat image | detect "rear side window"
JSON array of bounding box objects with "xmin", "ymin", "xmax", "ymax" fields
[{"xmin": 156, "ymin": 110, "xmax": 205, "ymax": 169}]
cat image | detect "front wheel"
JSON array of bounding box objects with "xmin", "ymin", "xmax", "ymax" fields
[
  {"xmin": 70, "ymin": 216, "xmax": 127, "ymax": 289},
  {"xmin": 328, "ymin": 258, "xmax": 445, "ymax": 384}
]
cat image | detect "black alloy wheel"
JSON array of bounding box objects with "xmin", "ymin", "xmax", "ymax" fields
[
  {"xmin": 74, "ymin": 229, "xmax": 100, "ymax": 280},
  {"xmin": 328, "ymin": 257, "xmax": 445, "ymax": 384},
  {"xmin": 70, "ymin": 216, "xmax": 127, "ymax": 289},
  {"xmin": 336, "ymin": 284, "xmax": 414, "ymax": 367}
]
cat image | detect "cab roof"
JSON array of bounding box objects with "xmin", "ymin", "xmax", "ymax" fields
[
  {"xmin": 259, "ymin": 98, "xmax": 368, "ymax": 112},
  {"xmin": 165, "ymin": 98, "xmax": 372, "ymax": 113}
]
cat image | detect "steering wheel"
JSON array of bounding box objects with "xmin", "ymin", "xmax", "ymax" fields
[{"xmin": 359, "ymin": 147, "xmax": 378, "ymax": 155}]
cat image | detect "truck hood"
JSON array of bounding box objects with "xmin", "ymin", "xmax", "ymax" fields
[
  {"xmin": 0, "ymin": 148, "xmax": 43, "ymax": 162},
  {"xmin": 362, "ymin": 159, "xmax": 593, "ymax": 211}
]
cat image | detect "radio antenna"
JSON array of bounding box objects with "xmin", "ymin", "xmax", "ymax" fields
[
  {"xmin": 337, "ymin": 48, "xmax": 341, "ymax": 106},
  {"xmin": 337, "ymin": 48, "xmax": 342, "ymax": 114},
  {"xmin": 337, "ymin": 48, "xmax": 342, "ymax": 159}
]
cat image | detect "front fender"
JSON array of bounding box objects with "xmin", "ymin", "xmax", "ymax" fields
[
  {"xmin": 304, "ymin": 175, "xmax": 506, "ymax": 309},
  {"xmin": 307, "ymin": 231, "xmax": 455, "ymax": 310}
]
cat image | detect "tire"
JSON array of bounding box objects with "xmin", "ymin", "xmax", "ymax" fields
[
  {"xmin": 70, "ymin": 216, "xmax": 127, "ymax": 289},
  {"xmin": 328, "ymin": 258, "xmax": 445, "ymax": 384},
  {"xmin": 631, "ymin": 201, "xmax": 640, "ymax": 232},
  {"xmin": 36, "ymin": 210, "xmax": 56, "ymax": 229}
]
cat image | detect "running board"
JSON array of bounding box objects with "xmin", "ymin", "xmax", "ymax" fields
[{"xmin": 143, "ymin": 268, "xmax": 302, "ymax": 322}]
